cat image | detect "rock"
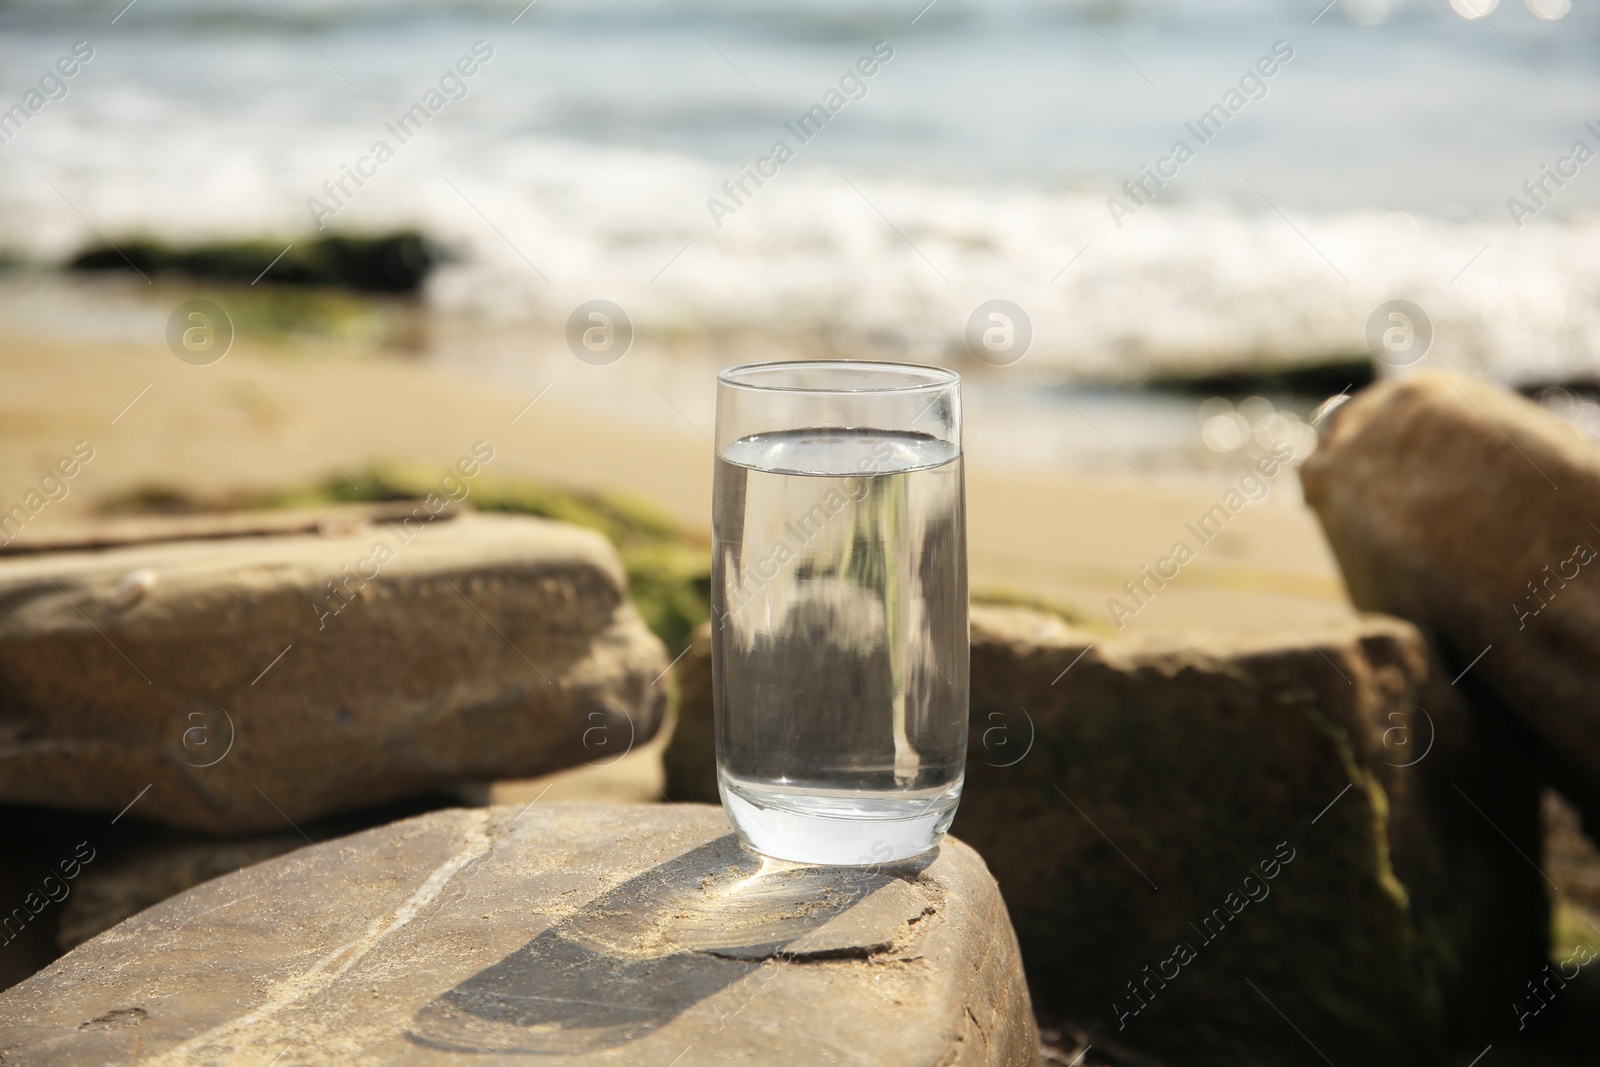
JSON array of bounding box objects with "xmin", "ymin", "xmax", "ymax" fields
[
  {"xmin": 1547, "ymin": 790, "xmax": 1600, "ymax": 918},
  {"xmin": 0, "ymin": 502, "xmax": 460, "ymax": 556},
  {"xmin": 957, "ymin": 605, "xmax": 1544, "ymax": 1066},
  {"xmin": 662, "ymin": 622, "xmax": 717, "ymax": 804},
  {"xmin": 0, "ymin": 804, "xmax": 1042, "ymax": 1067},
  {"xmin": 485, "ymin": 731, "xmax": 668, "ymax": 808},
  {"xmin": 665, "ymin": 606, "xmax": 1546, "ymax": 1065},
  {"xmin": 1300, "ymin": 371, "xmax": 1600, "ymax": 831},
  {"xmin": 55, "ymin": 835, "xmax": 300, "ymax": 954},
  {"xmin": 0, "ymin": 512, "xmax": 668, "ymax": 834},
  {"xmin": 52, "ymin": 790, "xmax": 476, "ymax": 954},
  {"xmin": 0, "ymin": 807, "xmax": 105, "ymax": 993},
  {"xmin": 1143, "ymin": 354, "xmax": 1377, "ymax": 401},
  {"xmin": 68, "ymin": 232, "xmax": 436, "ymax": 293}
]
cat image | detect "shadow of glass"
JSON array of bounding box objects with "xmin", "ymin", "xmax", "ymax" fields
[{"xmin": 406, "ymin": 833, "xmax": 933, "ymax": 1055}]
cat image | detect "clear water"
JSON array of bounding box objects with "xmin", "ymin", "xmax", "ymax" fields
[{"xmin": 712, "ymin": 427, "xmax": 967, "ymax": 865}]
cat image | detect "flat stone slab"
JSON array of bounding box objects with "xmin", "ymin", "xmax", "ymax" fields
[
  {"xmin": 0, "ymin": 803, "xmax": 1041, "ymax": 1066},
  {"xmin": 0, "ymin": 502, "xmax": 459, "ymax": 557},
  {"xmin": 0, "ymin": 512, "xmax": 667, "ymax": 833}
]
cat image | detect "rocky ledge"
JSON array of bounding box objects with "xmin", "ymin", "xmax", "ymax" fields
[
  {"xmin": 0, "ymin": 512, "xmax": 668, "ymax": 834},
  {"xmin": 0, "ymin": 803, "xmax": 1040, "ymax": 1067},
  {"xmin": 668, "ymin": 604, "xmax": 1546, "ymax": 1066}
]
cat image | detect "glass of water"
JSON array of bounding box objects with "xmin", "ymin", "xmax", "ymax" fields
[{"xmin": 712, "ymin": 360, "xmax": 968, "ymax": 865}]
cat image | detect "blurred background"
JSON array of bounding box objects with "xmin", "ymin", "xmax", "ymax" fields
[{"xmin": 3, "ymin": 0, "xmax": 1598, "ymax": 636}]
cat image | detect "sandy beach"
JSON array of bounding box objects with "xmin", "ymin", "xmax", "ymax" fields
[{"xmin": 0, "ymin": 314, "xmax": 1350, "ymax": 638}]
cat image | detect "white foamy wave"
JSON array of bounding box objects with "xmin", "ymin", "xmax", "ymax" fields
[
  {"xmin": 10, "ymin": 117, "xmax": 1599, "ymax": 386},
  {"xmin": 3, "ymin": 0, "xmax": 1597, "ymax": 389},
  {"xmin": 433, "ymin": 158, "xmax": 1600, "ymax": 386}
]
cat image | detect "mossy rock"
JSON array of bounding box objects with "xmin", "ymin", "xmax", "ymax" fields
[
  {"xmin": 956, "ymin": 605, "xmax": 1545, "ymax": 1066},
  {"xmin": 68, "ymin": 232, "xmax": 434, "ymax": 293},
  {"xmin": 665, "ymin": 606, "xmax": 1549, "ymax": 1065},
  {"xmin": 100, "ymin": 470, "xmax": 711, "ymax": 656}
]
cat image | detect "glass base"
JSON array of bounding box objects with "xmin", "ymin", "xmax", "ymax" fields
[{"xmin": 719, "ymin": 773, "xmax": 962, "ymax": 866}]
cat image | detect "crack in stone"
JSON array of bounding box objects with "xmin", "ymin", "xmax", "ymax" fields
[{"xmin": 695, "ymin": 905, "xmax": 940, "ymax": 965}]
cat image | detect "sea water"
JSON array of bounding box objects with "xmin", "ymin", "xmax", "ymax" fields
[
  {"xmin": 7, "ymin": 2, "xmax": 1600, "ymax": 391},
  {"xmin": 712, "ymin": 427, "xmax": 967, "ymax": 865}
]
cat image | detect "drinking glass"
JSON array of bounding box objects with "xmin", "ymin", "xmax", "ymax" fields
[{"xmin": 712, "ymin": 360, "xmax": 968, "ymax": 865}]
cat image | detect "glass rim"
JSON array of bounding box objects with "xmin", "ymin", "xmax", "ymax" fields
[{"xmin": 716, "ymin": 359, "xmax": 959, "ymax": 395}]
